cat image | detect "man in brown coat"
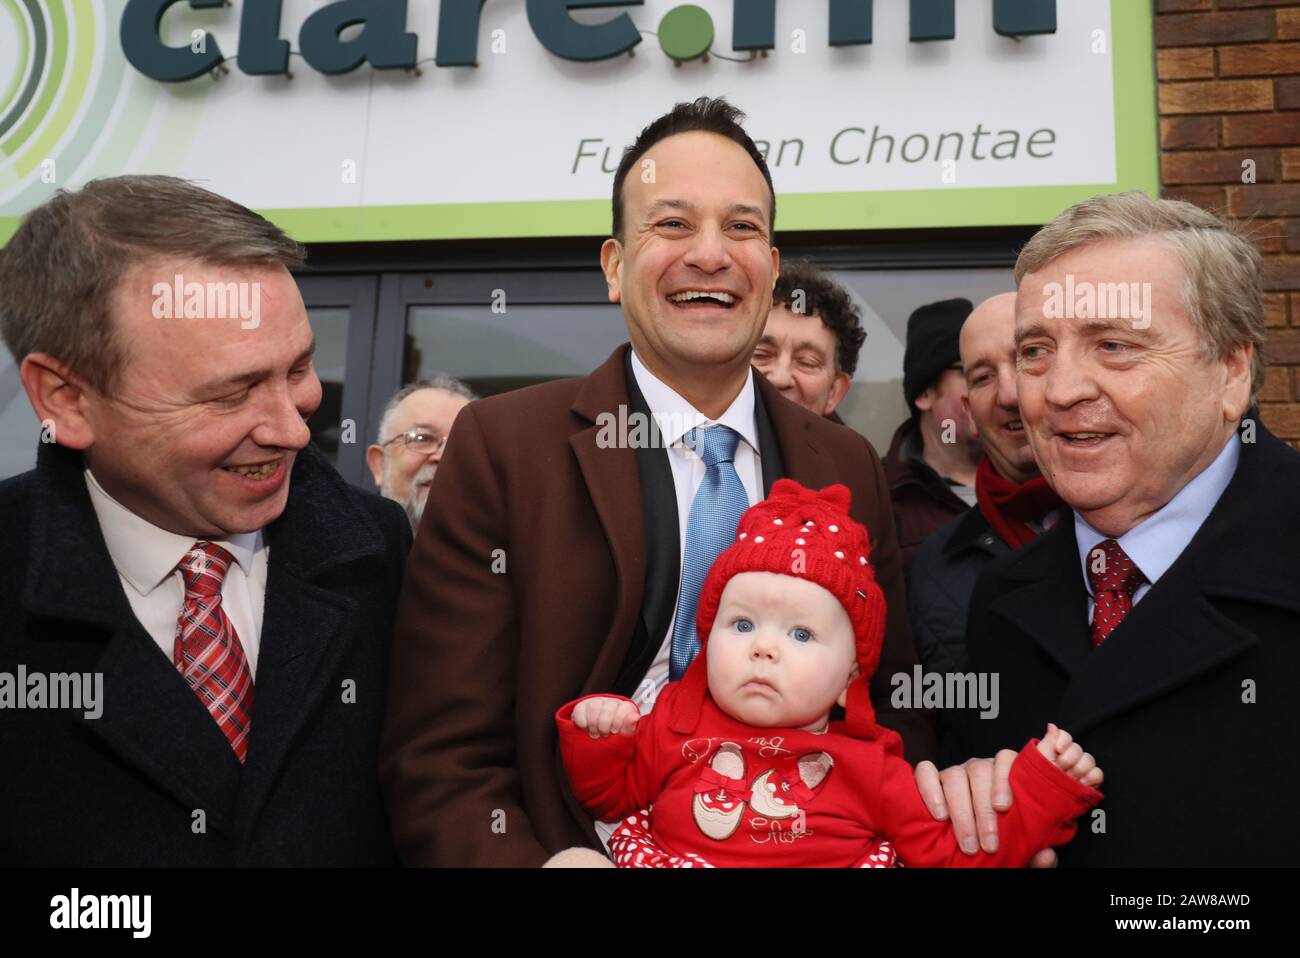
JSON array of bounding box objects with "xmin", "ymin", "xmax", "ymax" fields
[
  {"xmin": 883, "ymin": 298, "xmax": 982, "ymax": 575},
  {"xmin": 379, "ymin": 98, "xmax": 936, "ymax": 867}
]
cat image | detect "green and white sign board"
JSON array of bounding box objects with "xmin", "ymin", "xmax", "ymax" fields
[{"xmin": 0, "ymin": 0, "xmax": 1158, "ymax": 244}]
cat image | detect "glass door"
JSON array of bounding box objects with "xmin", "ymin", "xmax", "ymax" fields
[
  {"xmin": 366, "ymin": 264, "xmax": 1016, "ymax": 455},
  {"xmin": 0, "ymin": 350, "xmax": 35, "ymax": 480},
  {"xmin": 367, "ymin": 268, "xmax": 626, "ymax": 450},
  {"xmin": 295, "ymin": 274, "xmax": 379, "ymax": 487}
]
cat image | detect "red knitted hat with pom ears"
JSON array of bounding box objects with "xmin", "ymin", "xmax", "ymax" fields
[{"xmin": 667, "ymin": 478, "xmax": 897, "ymax": 749}]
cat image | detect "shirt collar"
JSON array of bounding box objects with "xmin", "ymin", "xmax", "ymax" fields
[
  {"xmin": 1074, "ymin": 433, "xmax": 1240, "ymax": 595},
  {"xmin": 901, "ymin": 423, "xmax": 925, "ymax": 465},
  {"xmin": 84, "ymin": 467, "xmax": 261, "ymax": 597},
  {"xmin": 629, "ymin": 349, "xmax": 760, "ymax": 455}
]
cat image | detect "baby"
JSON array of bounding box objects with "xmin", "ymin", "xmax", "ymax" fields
[{"xmin": 555, "ymin": 479, "xmax": 1103, "ymax": 868}]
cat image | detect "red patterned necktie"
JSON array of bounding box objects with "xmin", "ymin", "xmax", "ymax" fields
[
  {"xmin": 174, "ymin": 541, "xmax": 255, "ymax": 762},
  {"xmin": 1086, "ymin": 538, "xmax": 1146, "ymax": 648}
]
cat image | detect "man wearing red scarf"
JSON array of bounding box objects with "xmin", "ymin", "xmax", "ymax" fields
[{"xmin": 907, "ymin": 293, "xmax": 1063, "ymax": 761}]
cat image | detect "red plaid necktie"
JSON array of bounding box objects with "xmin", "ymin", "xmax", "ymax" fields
[
  {"xmin": 1086, "ymin": 538, "xmax": 1146, "ymax": 648},
  {"xmin": 174, "ymin": 541, "xmax": 254, "ymax": 762}
]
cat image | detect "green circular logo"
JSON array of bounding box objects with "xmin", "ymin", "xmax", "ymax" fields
[
  {"xmin": 658, "ymin": 5, "xmax": 714, "ymax": 63},
  {"xmin": 0, "ymin": 0, "xmax": 36, "ymax": 134}
]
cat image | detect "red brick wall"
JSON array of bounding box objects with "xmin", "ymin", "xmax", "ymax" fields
[{"xmin": 1156, "ymin": 0, "xmax": 1300, "ymax": 446}]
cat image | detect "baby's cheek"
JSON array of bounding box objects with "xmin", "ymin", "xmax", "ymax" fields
[{"xmin": 706, "ymin": 638, "xmax": 743, "ymax": 685}]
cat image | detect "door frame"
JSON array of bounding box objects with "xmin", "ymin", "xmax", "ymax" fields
[
  {"xmin": 366, "ymin": 266, "xmax": 616, "ymax": 458},
  {"xmin": 294, "ymin": 274, "xmax": 379, "ymax": 487}
]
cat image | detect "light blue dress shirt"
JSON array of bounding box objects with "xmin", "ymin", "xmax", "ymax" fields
[{"xmin": 1074, "ymin": 433, "xmax": 1240, "ymax": 624}]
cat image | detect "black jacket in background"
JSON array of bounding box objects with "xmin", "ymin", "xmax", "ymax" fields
[
  {"xmin": 910, "ymin": 507, "xmax": 1011, "ymax": 676},
  {"xmin": 957, "ymin": 426, "xmax": 1300, "ymax": 866},
  {"xmin": 908, "ymin": 507, "xmax": 1010, "ymax": 761},
  {"xmin": 0, "ymin": 441, "xmax": 411, "ymax": 866}
]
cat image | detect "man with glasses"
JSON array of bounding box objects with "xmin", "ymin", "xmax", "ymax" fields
[{"xmin": 366, "ymin": 377, "xmax": 477, "ymax": 530}]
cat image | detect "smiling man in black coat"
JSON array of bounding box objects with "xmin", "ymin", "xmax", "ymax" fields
[
  {"xmin": 0, "ymin": 176, "xmax": 409, "ymax": 866},
  {"xmin": 950, "ymin": 192, "xmax": 1300, "ymax": 866}
]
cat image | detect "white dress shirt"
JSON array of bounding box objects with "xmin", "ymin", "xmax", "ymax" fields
[
  {"xmin": 590, "ymin": 353, "xmax": 765, "ymax": 850},
  {"xmin": 83, "ymin": 468, "xmax": 268, "ymax": 677},
  {"xmin": 627, "ymin": 350, "xmax": 763, "ymax": 715},
  {"xmin": 1074, "ymin": 433, "xmax": 1240, "ymax": 624}
]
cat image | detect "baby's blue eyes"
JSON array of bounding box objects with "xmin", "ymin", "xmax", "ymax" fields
[{"xmin": 732, "ymin": 618, "xmax": 813, "ymax": 643}]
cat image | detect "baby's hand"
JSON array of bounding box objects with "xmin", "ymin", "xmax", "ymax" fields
[
  {"xmin": 571, "ymin": 697, "xmax": 640, "ymax": 739},
  {"xmin": 1036, "ymin": 723, "xmax": 1104, "ymax": 788}
]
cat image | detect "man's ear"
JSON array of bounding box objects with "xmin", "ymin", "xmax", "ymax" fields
[
  {"xmin": 1222, "ymin": 342, "xmax": 1254, "ymax": 422},
  {"xmin": 960, "ymin": 393, "xmax": 978, "ymax": 439},
  {"xmin": 823, "ymin": 371, "xmax": 852, "ymax": 417},
  {"xmin": 365, "ymin": 445, "xmax": 386, "ymax": 490},
  {"xmin": 599, "ymin": 238, "xmax": 623, "ymax": 304},
  {"xmin": 19, "ymin": 352, "xmax": 95, "ymax": 450},
  {"xmin": 913, "ymin": 385, "xmax": 936, "ymax": 413}
]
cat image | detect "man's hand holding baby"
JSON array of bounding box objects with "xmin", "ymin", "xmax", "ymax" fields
[
  {"xmin": 1035, "ymin": 723, "xmax": 1104, "ymax": 788},
  {"xmin": 571, "ymin": 696, "xmax": 641, "ymax": 738}
]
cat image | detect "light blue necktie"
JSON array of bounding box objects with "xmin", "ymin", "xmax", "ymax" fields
[{"xmin": 669, "ymin": 426, "xmax": 750, "ymax": 680}]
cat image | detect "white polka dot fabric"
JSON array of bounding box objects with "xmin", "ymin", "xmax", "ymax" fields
[
  {"xmin": 1087, "ymin": 538, "xmax": 1147, "ymax": 648},
  {"xmin": 605, "ymin": 805, "xmax": 904, "ymax": 869}
]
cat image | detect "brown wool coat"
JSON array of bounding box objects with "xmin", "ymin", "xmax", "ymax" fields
[
  {"xmin": 379, "ymin": 344, "xmax": 936, "ymax": 866},
  {"xmin": 883, "ymin": 419, "xmax": 973, "ymax": 575}
]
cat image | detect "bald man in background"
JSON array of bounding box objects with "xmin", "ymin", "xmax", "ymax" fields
[{"xmin": 908, "ymin": 293, "xmax": 1063, "ymax": 757}]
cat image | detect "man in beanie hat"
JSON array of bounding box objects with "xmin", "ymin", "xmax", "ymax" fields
[
  {"xmin": 884, "ymin": 298, "xmax": 984, "ymax": 576},
  {"xmin": 554, "ymin": 480, "xmax": 1102, "ymax": 867}
]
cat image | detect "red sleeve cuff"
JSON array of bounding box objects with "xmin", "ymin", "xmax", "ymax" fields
[
  {"xmin": 555, "ymin": 693, "xmax": 638, "ymax": 727},
  {"xmin": 555, "ymin": 694, "xmax": 644, "ymax": 820}
]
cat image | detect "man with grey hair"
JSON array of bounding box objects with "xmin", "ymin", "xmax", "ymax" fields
[
  {"xmin": 0, "ymin": 175, "xmax": 410, "ymax": 865},
  {"xmin": 367, "ymin": 376, "xmax": 476, "ymax": 530},
  {"xmin": 919, "ymin": 191, "xmax": 1298, "ymax": 866}
]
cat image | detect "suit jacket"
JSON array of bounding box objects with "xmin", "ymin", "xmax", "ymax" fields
[
  {"xmin": 0, "ymin": 441, "xmax": 411, "ymax": 866},
  {"xmin": 380, "ymin": 343, "xmax": 936, "ymax": 867},
  {"xmin": 958, "ymin": 426, "xmax": 1300, "ymax": 865}
]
